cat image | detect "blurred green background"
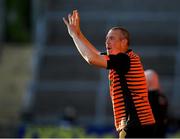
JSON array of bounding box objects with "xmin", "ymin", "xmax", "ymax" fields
[{"xmin": 5, "ymin": 0, "xmax": 31, "ymax": 43}]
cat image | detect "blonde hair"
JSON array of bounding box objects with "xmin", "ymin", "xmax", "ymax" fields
[{"xmin": 111, "ymin": 26, "xmax": 130, "ymax": 45}]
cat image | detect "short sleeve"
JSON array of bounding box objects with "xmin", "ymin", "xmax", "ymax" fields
[{"xmin": 107, "ymin": 53, "xmax": 130, "ymax": 74}]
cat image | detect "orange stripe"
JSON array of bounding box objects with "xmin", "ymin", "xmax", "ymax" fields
[
  {"xmin": 113, "ymin": 94, "xmax": 123, "ymax": 99},
  {"xmin": 113, "ymin": 90, "xmax": 123, "ymax": 95},
  {"xmin": 128, "ymin": 85, "xmax": 147, "ymax": 89}
]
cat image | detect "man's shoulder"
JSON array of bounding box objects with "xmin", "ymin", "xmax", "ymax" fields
[{"xmin": 127, "ymin": 50, "xmax": 140, "ymax": 59}]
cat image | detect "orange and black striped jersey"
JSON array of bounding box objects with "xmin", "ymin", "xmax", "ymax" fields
[{"xmin": 105, "ymin": 49, "xmax": 155, "ymax": 131}]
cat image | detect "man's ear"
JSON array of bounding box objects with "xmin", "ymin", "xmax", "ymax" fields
[{"xmin": 122, "ymin": 39, "xmax": 128, "ymax": 46}]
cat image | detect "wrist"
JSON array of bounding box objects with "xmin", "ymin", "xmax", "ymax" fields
[{"xmin": 72, "ymin": 30, "xmax": 82, "ymax": 39}]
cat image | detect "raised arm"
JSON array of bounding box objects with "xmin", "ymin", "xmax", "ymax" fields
[{"xmin": 63, "ymin": 10, "xmax": 107, "ymax": 68}]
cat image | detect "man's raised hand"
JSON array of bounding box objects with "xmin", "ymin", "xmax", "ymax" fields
[{"xmin": 63, "ymin": 10, "xmax": 81, "ymax": 37}]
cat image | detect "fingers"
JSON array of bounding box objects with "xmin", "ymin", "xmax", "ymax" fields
[
  {"xmin": 63, "ymin": 10, "xmax": 79, "ymax": 26},
  {"xmin": 72, "ymin": 10, "xmax": 76, "ymax": 25},
  {"xmin": 72, "ymin": 10, "xmax": 79, "ymax": 25},
  {"xmin": 75, "ymin": 10, "xmax": 80, "ymax": 26},
  {"xmin": 68, "ymin": 14, "xmax": 72, "ymax": 24},
  {"xmin": 63, "ymin": 17, "xmax": 68, "ymax": 26}
]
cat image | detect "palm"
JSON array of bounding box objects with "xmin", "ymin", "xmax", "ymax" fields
[{"xmin": 67, "ymin": 24, "xmax": 79, "ymax": 37}]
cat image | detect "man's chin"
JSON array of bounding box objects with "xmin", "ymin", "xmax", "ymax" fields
[{"xmin": 107, "ymin": 51, "xmax": 112, "ymax": 55}]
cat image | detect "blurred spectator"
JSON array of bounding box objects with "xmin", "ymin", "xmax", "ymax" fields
[
  {"xmin": 60, "ymin": 106, "xmax": 78, "ymax": 128},
  {"xmin": 145, "ymin": 69, "xmax": 168, "ymax": 138},
  {"xmin": 17, "ymin": 111, "xmax": 34, "ymax": 138}
]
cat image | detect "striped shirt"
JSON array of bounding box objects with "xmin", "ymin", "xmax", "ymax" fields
[{"xmin": 105, "ymin": 49, "xmax": 155, "ymax": 131}]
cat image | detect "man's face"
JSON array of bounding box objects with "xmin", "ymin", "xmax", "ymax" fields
[{"xmin": 105, "ymin": 29, "xmax": 124, "ymax": 55}]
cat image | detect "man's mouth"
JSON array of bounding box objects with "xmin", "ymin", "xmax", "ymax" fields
[
  {"xmin": 107, "ymin": 48, "xmax": 112, "ymax": 54},
  {"xmin": 107, "ymin": 47, "xmax": 111, "ymax": 50}
]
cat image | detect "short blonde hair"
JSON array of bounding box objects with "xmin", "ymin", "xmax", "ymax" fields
[
  {"xmin": 111, "ymin": 26, "xmax": 130, "ymax": 45},
  {"xmin": 145, "ymin": 69, "xmax": 160, "ymax": 91}
]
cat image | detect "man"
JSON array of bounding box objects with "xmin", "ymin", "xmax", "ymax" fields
[
  {"xmin": 63, "ymin": 10, "xmax": 155, "ymax": 138},
  {"xmin": 145, "ymin": 69, "xmax": 168, "ymax": 138}
]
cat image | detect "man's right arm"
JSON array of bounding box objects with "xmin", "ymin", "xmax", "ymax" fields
[
  {"xmin": 63, "ymin": 10, "xmax": 107, "ymax": 68},
  {"xmin": 72, "ymin": 31, "xmax": 107, "ymax": 68}
]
